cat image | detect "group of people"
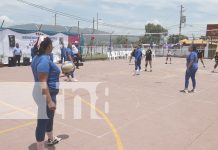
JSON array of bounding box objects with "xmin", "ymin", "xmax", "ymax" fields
[
  {"xmin": 131, "ymin": 44, "xmax": 153, "ymax": 75},
  {"xmin": 31, "ymin": 37, "xmax": 81, "ymax": 82},
  {"xmin": 131, "ymin": 44, "xmax": 218, "ymax": 94}
]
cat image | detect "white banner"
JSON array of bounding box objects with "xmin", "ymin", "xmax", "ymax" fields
[{"xmin": 0, "ymin": 29, "xmax": 69, "ymax": 64}]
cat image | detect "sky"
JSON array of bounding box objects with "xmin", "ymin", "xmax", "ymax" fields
[{"xmin": 0, "ymin": 0, "xmax": 218, "ymax": 37}]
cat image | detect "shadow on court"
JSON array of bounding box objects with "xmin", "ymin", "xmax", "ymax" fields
[{"xmin": 28, "ymin": 134, "xmax": 69, "ymax": 150}]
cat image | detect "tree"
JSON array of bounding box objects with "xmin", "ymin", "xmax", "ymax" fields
[
  {"xmin": 113, "ymin": 36, "xmax": 128, "ymax": 45},
  {"xmin": 140, "ymin": 23, "xmax": 168, "ymax": 44},
  {"xmin": 167, "ymin": 34, "xmax": 188, "ymax": 44}
]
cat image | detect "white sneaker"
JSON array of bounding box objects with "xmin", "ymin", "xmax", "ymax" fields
[
  {"xmin": 67, "ymin": 78, "xmax": 72, "ymax": 82},
  {"xmin": 46, "ymin": 137, "xmax": 62, "ymax": 146},
  {"xmin": 180, "ymin": 89, "xmax": 188, "ymax": 94},
  {"xmin": 136, "ymin": 69, "xmax": 140, "ymax": 75},
  {"xmin": 72, "ymin": 78, "xmax": 79, "ymax": 82},
  {"xmin": 190, "ymin": 89, "xmax": 197, "ymax": 93}
]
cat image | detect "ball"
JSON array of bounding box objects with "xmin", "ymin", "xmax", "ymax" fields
[{"xmin": 61, "ymin": 61, "xmax": 75, "ymax": 73}]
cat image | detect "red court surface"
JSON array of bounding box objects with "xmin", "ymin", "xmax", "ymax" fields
[{"xmin": 0, "ymin": 57, "xmax": 218, "ymax": 150}]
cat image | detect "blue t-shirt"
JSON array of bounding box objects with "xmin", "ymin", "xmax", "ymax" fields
[
  {"xmin": 61, "ymin": 47, "xmax": 67, "ymax": 57},
  {"xmin": 31, "ymin": 55, "xmax": 60, "ymax": 90},
  {"xmin": 31, "ymin": 46, "xmax": 38, "ymax": 59},
  {"xmin": 13, "ymin": 47, "xmax": 22, "ymax": 56},
  {"xmin": 187, "ymin": 51, "xmax": 198, "ymax": 70},
  {"xmin": 49, "ymin": 53, "xmax": 54, "ymax": 62},
  {"xmin": 135, "ymin": 48, "xmax": 142, "ymax": 60},
  {"xmin": 65, "ymin": 48, "xmax": 74, "ymax": 61}
]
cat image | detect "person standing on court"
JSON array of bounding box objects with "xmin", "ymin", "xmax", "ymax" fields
[
  {"xmin": 13, "ymin": 43, "xmax": 22, "ymax": 66},
  {"xmin": 31, "ymin": 37, "xmax": 40, "ymax": 59},
  {"xmin": 145, "ymin": 47, "xmax": 152, "ymax": 72},
  {"xmin": 165, "ymin": 49, "xmax": 172, "ymax": 64},
  {"xmin": 72, "ymin": 42, "xmax": 79, "ymax": 69},
  {"xmin": 181, "ymin": 46, "xmax": 198, "ymax": 93},
  {"xmin": 196, "ymin": 46, "xmax": 206, "ymax": 68},
  {"xmin": 60, "ymin": 44, "xmax": 67, "ymax": 63},
  {"xmin": 31, "ymin": 37, "xmax": 61, "ymax": 150},
  {"xmin": 212, "ymin": 52, "xmax": 218, "ymax": 73},
  {"xmin": 65, "ymin": 43, "xmax": 78, "ymax": 82},
  {"xmin": 134, "ymin": 45, "xmax": 142, "ymax": 75}
]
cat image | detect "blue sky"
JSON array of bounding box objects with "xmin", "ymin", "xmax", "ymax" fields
[{"xmin": 0, "ymin": 0, "xmax": 218, "ymax": 37}]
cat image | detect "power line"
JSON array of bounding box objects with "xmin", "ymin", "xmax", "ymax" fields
[{"xmin": 17, "ymin": 0, "xmax": 145, "ymax": 31}]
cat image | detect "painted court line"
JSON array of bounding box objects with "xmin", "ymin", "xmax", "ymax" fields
[
  {"xmin": 0, "ymin": 121, "xmax": 35, "ymax": 135},
  {"xmin": 64, "ymin": 91, "xmax": 124, "ymax": 150},
  {"xmin": 0, "ymin": 100, "xmax": 36, "ymax": 117},
  {"xmin": 56, "ymin": 121, "xmax": 99, "ymax": 138},
  {"xmin": 0, "ymin": 95, "xmax": 124, "ymax": 150},
  {"xmin": 99, "ymin": 99, "xmax": 182, "ymax": 138}
]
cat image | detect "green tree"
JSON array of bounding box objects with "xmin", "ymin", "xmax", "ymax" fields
[
  {"xmin": 113, "ymin": 36, "xmax": 128, "ymax": 45},
  {"xmin": 167, "ymin": 34, "xmax": 188, "ymax": 44},
  {"xmin": 140, "ymin": 23, "xmax": 168, "ymax": 44}
]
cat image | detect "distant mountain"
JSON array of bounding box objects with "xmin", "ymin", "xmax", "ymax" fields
[
  {"xmin": 9, "ymin": 24, "xmax": 140, "ymax": 44},
  {"xmin": 9, "ymin": 23, "xmax": 108, "ymax": 34}
]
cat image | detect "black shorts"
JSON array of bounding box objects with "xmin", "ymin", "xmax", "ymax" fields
[
  {"xmin": 146, "ymin": 57, "xmax": 152, "ymax": 61},
  {"xmin": 198, "ymin": 54, "xmax": 203, "ymax": 59}
]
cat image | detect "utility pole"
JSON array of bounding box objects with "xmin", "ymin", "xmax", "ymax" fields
[
  {"xmin": 179, "ymin": 5, "xmax": 184, "ymax": 36},
  {"xmin": 93, "ymin": 17, "xmax": 95, "ymax": 34},
  {"xmin": 179, "ymin": 5, "xmax": 185, "ymax": 52},
  {"xmin": 91, "ymin": 17, "xmax": 95, "ymax": 57},
  {"xmin": 1, "ymin": 20, "xmax": 5, "ymax": 28},
  {"xmin": 97, "ymin": 13, "xmax": 99, "ymax": 31},
  {"xmin": 55, "ymin": 13, "xmax": 57, "ymax": 26},
  {"xmin": 77, "ymin": 21, "xmax": 80, "ymax": 34}
]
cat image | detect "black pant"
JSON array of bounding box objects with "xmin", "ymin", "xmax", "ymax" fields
[
  {"xmin": 14, "ymin": 55, "xmax": 21, "ymax": 66},
  {"xmin": 74, "ymin": 54, "xmax": 80, "ymax": 68}
]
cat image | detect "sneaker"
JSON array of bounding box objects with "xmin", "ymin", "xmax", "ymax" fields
[
  {"xmin": 46, "ymin": 137, "xmax": 62, "ymax": 146},
  {"xmin": 72, "ymin": 78, "xmax": 79, "ymax": 82},
  {"xmin": 145, "ymin": 69, "xmax": 147, "ymax": 72},
  {"xmin": 165, "ymin": 62, "xmax": 167, "ymax": 64},
  {"xmin": 180, "ymin": 89, "xmax": 188, "ymax": 94},
  {"xmin": 135, "ymin": 70, "xmax": 140, "ymax": 75},
  {"xmin": 189, "ymin": 89, "xmax": 197, "ymax": 93},
  {"xmin": 150, "ymin": 69, "xmax": 152, "ymax": 72},
  {"xmin": 67, "ymin": 78, "xmax": 72, "ymax": 82},
  {"xmin": 212, "ymin": 70, "xmax": 215, "ymax": 73}
]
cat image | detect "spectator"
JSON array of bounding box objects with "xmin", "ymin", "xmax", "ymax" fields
[{"xmin": 13, "ymin": 43, "xmax": 22, "ymax": 66}]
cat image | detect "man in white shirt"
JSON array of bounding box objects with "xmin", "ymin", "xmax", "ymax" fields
[
  {"xmin": 72, "ymin": 41, "xmax": 80, "ymax": 69},
  {"xmin": 13, "ymin": 43, "xmax": 22, "ymax": 66}
]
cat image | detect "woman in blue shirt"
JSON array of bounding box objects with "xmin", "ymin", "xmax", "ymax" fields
[
  {"xmin": 181, "ymin": 46, "xmax": 198, "ymax": 93},
  {"xmin": 64, "ymin": 43, "xmax": 78, "ymax": 82},
  {"xmin": 134, "ymin": 45, "xmax": 142, "ymax": 75},
  {"xmin": 31, "ymin": 37, "xmax": 61, "ymax": 150}
]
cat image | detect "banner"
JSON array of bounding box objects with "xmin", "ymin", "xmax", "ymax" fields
[{"xmin": 0, "ymin": 29, "xmax": 78, "ymax": 64}]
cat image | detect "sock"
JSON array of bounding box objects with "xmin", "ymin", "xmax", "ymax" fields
[
  {"xmin": 37, "ymin": 141, "xmax": 44, "ymax": 150},
  {"xmin": 47, "ymin": 132, "xmax": 54, "ymax": 141}
]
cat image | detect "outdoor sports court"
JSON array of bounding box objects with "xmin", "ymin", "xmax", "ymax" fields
[{"xmin": 0, "ymin": 57, "xmax": 218, "ymax": 150}]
